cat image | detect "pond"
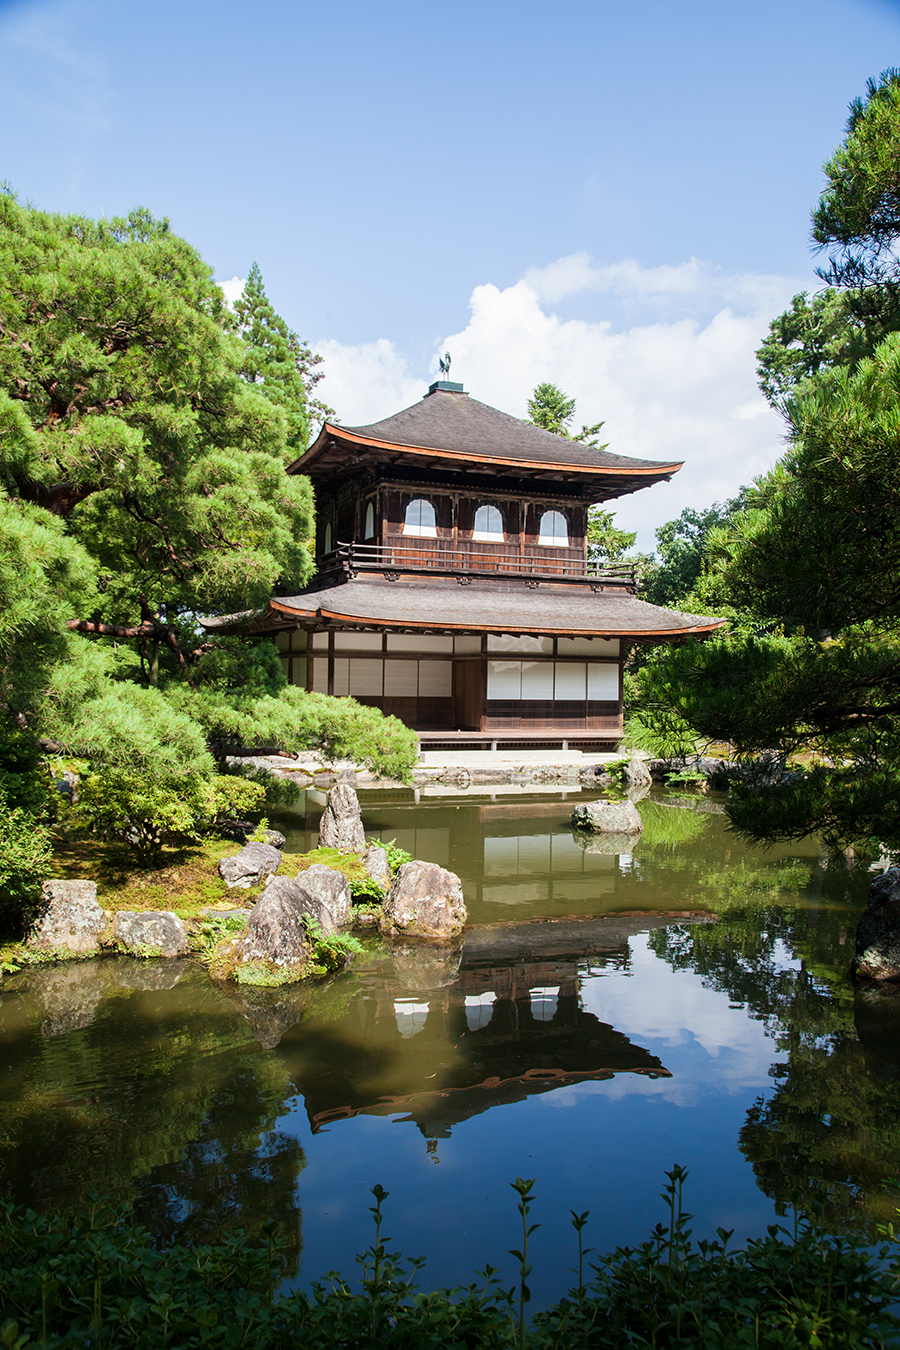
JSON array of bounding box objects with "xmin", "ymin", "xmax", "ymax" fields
[{"xmin": 1, "ymin": 783, "xmax": 896, "ymax": 1307}]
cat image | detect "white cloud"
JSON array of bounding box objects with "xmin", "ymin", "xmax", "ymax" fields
[
  {"xmin": 218, "ymin": 275, "xmax": 247, "ymax": 308},
  {"xmin": 313, "ymin": 337, "xmax": 424, "ymax": 427},
  {"xmin": 313, "ymin": 253, "xmax": 802, "ymax": 548}
]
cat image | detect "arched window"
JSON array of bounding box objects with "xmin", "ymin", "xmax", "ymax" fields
[
  {"xmin": 472, "ymin": 504, "xmax": 504, "ymax": 542},
  {"xmin": 364, "ymin": 502, "xmax": 375, "ymax": 540},
  {"xmin": 538, "ymin": 510, "xmax": 568, "ymax": 546},
  {"xmin": 323, "ymin": 522, "xmax": 332, "ymax": 553},
  {"xmin": 403, "ymin": 498, "xmax": 437, "ymax": 537}
]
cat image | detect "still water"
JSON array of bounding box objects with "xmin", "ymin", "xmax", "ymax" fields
[{"xmin": 0, "ymin": 785, "xmax": 895, "ymax": 1305}]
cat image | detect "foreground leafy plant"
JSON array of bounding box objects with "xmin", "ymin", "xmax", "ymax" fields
[{"xmin": 2, "ymin": 1170, "xmax": 900, "ymax": 1348}]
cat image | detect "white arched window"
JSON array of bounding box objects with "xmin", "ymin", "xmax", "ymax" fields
[
  {"xmin": 403, "ymin": 498, "xmax": 437, "ymax": 537},
  {"xmin": 364, "ymin": 502, "xmax": 375, "ymax": 539},
  {"xmin": 323, "ymin": 522, "xmax": 332, "ymax": 553},
  {"xmin": 538, "ymin": 510, "xmax": 568, "ymax": 547},
  {"xmin": 472, "ymin": 504, "xmax": 504, "ymax": 542}
]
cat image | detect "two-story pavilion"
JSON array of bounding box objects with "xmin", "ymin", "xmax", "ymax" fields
[{"xmin": 235, "ymin": 380, "xmax": 724, "ymax": 750}]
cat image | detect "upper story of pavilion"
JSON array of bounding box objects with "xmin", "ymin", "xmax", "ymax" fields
[{"xmin": 288, "ymin": 380, "xmax": 682, "ymax": 590}]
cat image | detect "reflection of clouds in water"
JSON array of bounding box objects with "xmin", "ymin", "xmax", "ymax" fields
[{"xmin": 574, "ymin": 935, "xmax": 778, "ymax": 1105}]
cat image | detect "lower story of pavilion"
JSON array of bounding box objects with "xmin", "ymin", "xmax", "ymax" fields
[
  {"xmin": 252, "ymin": 573, "xmax": 725, "ymax": 749},
  {"xmin": 275, "ymin": 625, "xmax": 625, "ymax": 745}
]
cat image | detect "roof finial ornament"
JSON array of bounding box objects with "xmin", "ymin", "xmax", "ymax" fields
[{"xmin": 439, "ymin": 351, "xmax": 451, "ymax": 378}]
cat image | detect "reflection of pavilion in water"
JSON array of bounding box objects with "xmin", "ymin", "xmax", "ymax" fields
[
  {"xmin": 275, "ymin": 923, "xmax": 671, "ymax": 1141},
  {"xmin": 299, "ymin": 794, "xmax": 633, "ymax": 914}
]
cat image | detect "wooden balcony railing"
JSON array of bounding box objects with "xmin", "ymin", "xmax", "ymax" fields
[{"xmin": 315, "ymin": 541, "xmax": 636, "ymax": 589}]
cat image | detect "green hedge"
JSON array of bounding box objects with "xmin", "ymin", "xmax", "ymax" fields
[{"xmin": 2, "ymin": 1169, "xmax": 899, "ymax": 1348}]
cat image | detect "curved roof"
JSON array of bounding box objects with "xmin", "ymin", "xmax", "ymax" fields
[
  {"xmin": 259, "ymin": 575, "xmax": 725, "ymax": 639},
  {"xmin": 290, "ymin": 389, "xmax": 681, "ymax": 499}
]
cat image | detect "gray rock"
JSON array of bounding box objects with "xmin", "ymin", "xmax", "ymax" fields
[
  {"xmin": 218, "ymin": 841, "xmax": 282, "ymax": 889},
  {"xmin": 296, "ymin": 864, "xmax": 352, "ymax": 929},
  {"xmin": 364, "ymin": 845, "xmax": 391, "ymax": 888},
  {"xmin": 317, "ymin": 784, "xmax": 366, "ymax": 854},
  {"xmin": 260, "ymin": 828, "xmax": 287, "ymax": 849},
  {"xmin": 380, "ymin": 860, "xmax": 467, "ymax": 940},
  {"xmin": 571, "ymin": 799, "xmax": 643, "ymax": 835},
  {"xmin": 578, "ymin": 766, "xmax": 615, "ymax": 787},
  {"xmin": 235, "ymin": 879, "xmax": 313, "ymax": 983},
  {"xmin": 27, "ymin": 879, "xmax": 106, "ymax": 955},
  {"xmin": 111, "ymin": 910, "xmax": 189, "ymax": 957},
  {"xmin": 622, "ymin": 754, "xmax": 652, "ymax": 790},
  {"xmin": 855, "ymin": 868, "xmax": 900, "ymax": 980}
]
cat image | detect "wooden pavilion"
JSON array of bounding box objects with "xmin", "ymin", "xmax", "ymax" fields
[{"xmin": 225, "ymin": 380, "xmax": 724, "ymax": 750}]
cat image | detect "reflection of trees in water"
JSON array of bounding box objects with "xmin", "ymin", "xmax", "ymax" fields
[
  {"xmin": 647, "ymin": 860, "xmax": 900, "ymax": 1236},
  {"xmin": 0, "ymin": 964, "xmax": 305, "ymax": 1272}
]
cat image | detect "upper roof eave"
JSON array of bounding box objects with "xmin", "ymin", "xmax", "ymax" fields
[{"xmin": 289, "ymin": 422, "xmax": 682, "ymax": 481}]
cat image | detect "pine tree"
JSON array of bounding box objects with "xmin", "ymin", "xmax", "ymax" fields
[
  {"xmin": 527, "ymin": 381, "xmax": 608, "ymax": 446},
  {"xmin": 233, "ymin": 263, "xmax": 333, "ymax": 458}
]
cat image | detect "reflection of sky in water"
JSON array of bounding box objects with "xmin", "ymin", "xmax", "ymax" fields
[{"xmin": 285, "ymin": 932, "xmax": 784, "ymax": 1307}]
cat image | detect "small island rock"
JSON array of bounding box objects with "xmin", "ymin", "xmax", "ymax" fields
[
  {"xmin": 235, "ymin": 879, "xmax": 313, "ymax": 983},
  {"xmin": 218, "ymin": 841, "xmax": 282, "ymax": 889},
  {"xmin": 855, "ymin": 868, "xmax": 900, "ymax": 980},
  {"xmin": 380, "ymin": 861, "xmax": 467, "ymax": 940},
  {"xmin": 27, "ymin": 879, "xmax": 106, "ymax": 955},
  {"xmin": 318, "ymin": 784, "xmax": 366, "ymax": 854},
  {"xmin": 296, "ymin": 864, "xmax": 352, "ymax": 929},
  {"xmin": 622, "ymin": 754, "xmax": 652, "ymax": 791},
  {"xmin": 571, "ymin": 799, "xmax": 643, "ymax": 835},
  {"xmin": 112, "ymin": 910, "xmax": 189, "ymax": 957},
  {"xmin": 364, "ymin": 845, "xmax": 391, "ymax": 888}
]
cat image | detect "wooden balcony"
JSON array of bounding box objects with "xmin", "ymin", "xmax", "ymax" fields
[{"xmin": 316, "ymin": 541, "xmax": 636, "ymax": 590}]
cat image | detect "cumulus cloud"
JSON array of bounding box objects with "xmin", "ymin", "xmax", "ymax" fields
[
  {"xmin": 312, "ymin": 253, "xmax": 803, "ymax": 547},
  {"xmin": 218, "ymin": 275, "xmax": 247, "ymax": 308}
]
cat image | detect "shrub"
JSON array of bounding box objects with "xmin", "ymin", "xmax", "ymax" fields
[
  {"xmin": 69, "ymin": 770, "xmax": 264, "ymax": 862},
  {"xmin": 0, "ymin": 791, "xmax": 52, "ymax": 930},
  {"xmin": 2, "ymin": 1170, "xmax": 900, "ymax": 1349}
]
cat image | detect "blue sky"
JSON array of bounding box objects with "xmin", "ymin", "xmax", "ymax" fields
[{"xmin": 2, "ymin": 0, "xmax": 899, "ymax": 543}]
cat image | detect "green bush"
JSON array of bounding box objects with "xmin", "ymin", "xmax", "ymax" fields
[
  {"xmin": 69, "ymin": 770, "xmax": 265, "ymax": 861},
  {"xmin": 0, "ymin": 791, "xmax": 52, "ymax": 930},
  {"xmin": 2, "ymin": 1170, "xmax": 900, "ymax": 1349}
]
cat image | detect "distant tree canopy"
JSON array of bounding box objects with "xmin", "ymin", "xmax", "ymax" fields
[
  {"xmin": 526, "ymin": 381, "xmax": 607, "ymax": 446},
  {"xmin": 0, "ymin": 192, "xmax": 416, "ymax": 879},
  {"xmin": 626, "ymin": 70, "xmax": 900, "ymax": 852},
  {"xmin": 234, "ymin": 261, "xmax": 333, "ymax": 460}
]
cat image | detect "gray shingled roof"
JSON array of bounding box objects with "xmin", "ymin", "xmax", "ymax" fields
[
  {"xmin": 305, "ymin": 389, "xmax": 678, "ymax": 473},
  {"xmin": 266, "ymin": 576, "xmax": 724, "ymax": 637}
]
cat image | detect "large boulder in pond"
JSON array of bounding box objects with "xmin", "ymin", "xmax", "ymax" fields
[
  {"xmin": 380, "ymin": 861, "xmax": 467, "ymax": 940},
  {"xmin": 112, "ymin": 910, "xmax": 189, "ymax": 958},
  {"xmin": 26, "ymin": 879, "xmax": 106, "ymax": 955},
  {"xmin": 234, "ymin": 879, "xmax": 313, "ymax": 984},
  {"xmin": 218, "ymin": 841, "xmax": 282, "ymax": 889},
  {"xmin": 294, "ymin": 864, "xmax": 352, "ymax": 930},
  {"xmin": 855, "ymin": 868, "xmax": 900, "ymax": 980},
  {"xmin": 622, "ymin": 754, "xmax": 652, "ymax": 791},
  {"xmin": 364, "ymin": 844, "xmax": 391, "ymax": 888},
  {"xmin": 571, "ymin": 799, "xmax": 643, "ymax": 835},
  {"xmin": 318, "ymin": 784, "xmax": 366, "ymax": 854}
]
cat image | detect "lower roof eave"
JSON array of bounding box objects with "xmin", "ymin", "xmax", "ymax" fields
[{"xmin": 268, "ymin": 597, "xmax": 726, "ymax": 639}]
